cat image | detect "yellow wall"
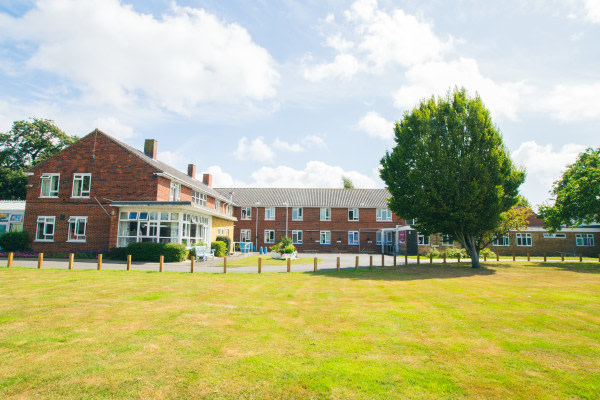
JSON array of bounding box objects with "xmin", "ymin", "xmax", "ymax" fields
[{"xmin": 211, "ymin": 217, "xmax": 234, "ymax": 245}]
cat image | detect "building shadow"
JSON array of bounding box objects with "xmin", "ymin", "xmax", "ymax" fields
[{"xmin": 490, "ymin": 261, "xmax": 600, "ymax": 274}]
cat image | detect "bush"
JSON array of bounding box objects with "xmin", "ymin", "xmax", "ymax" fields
[
  {"xmin": 282, "ymin": 245, "xmax": 296, "ymax": 254},
  {"xmin": 424, "ymin": 248, "xmax": 442, "ymax": 258},
  {"xmin": 216, "ymin": 235, "xmax": 231, "ymax": 253},
  {"xmin": 445, "ymin": 248, "xmax": 467, "ymax": 258},
  {"xmin": 211, "ymin": 241, "xmax": 227, "ymax": 257},
  {"xmin": 0, "ymin": 231, "xmax": 31, "ymax": 252},
  {"xmin": 279, "ymin": 236, "xmax": 292, "ymax": 248},
  {"xmin": 107, "ymin": 242, "xmax": 187, "ymax": 262},
  {"xmin": 479, "ymin": 248, "xmax": 497, "ymax": 259}
]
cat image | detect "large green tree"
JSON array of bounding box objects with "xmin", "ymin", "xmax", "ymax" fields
[
  {"xmin": 539, "ymin": 147, "xmax": 600, "ymax": 231},
  {"xmin": 380, "ymin": 88, "xmax": 525, "ymax": 268},
  {"xmin": 0, "ymin": 118, "xmax": 77, "ymax": 200}
]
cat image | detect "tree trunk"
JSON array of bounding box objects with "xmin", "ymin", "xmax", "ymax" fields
[{"xmin": 463, "ymin": 236, "xmax": 481, "ymax": 268}]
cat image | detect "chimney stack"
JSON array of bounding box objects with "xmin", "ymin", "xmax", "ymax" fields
[
  {"xmin": 203, "ymin": 173, "xmax": 212, "ymax": 188},
  {"xmin": 144, "ymin": 139, "xmax": 157, "ymax": 160},
  {"xmin": 187, "ymin": 164, "xmax": 196, "ymax": 179}
]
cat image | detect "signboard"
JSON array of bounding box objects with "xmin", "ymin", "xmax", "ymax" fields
[
  {"xmin": 10, "ymin": 214, "xmax": 22, "ymax": 222},
  {"xmin": 398, "ymin": 231, "xmax": 406, "ymax": 243},
  {"xmin": 0, "ymin": 213, "xmax": 8, "ymax": 222}
]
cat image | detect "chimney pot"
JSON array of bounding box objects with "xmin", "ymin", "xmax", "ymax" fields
[
  {"xmin": 187, "ymin": 164, "xmax": 196, "ymax": 179},
  {"xmin": 144, "ymin": 139, "xmax": 157, "ymax": 160},
  {"xmin": 203, "ymin": 173, "xmax": 212, "ymax": 188}
]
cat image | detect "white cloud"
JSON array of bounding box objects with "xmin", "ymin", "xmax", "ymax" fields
[
  {"xmin": 250, "ymin": 161, "xmax": 377, "ymax": 188},
  {"xmin": 393, "ymin": 58, "xmax": 527, "ymax": 120},
  {"xmin": 582, "ymin": 0, "xmax": 600, "ymax": 23},
  {"xmin": 273, "ymin": 138, "xmax": 304, "ymax": 152},
  {"xmin": 538, "ymin": 82, "xmax": 600, "ymax": 121},
  {"xmin": 357, "ymin": 111, "xmax": 394, "ymax": 140},
  {"xmin": 93, "ymin": 117, "xmax": 136, "ymax": 140},
  {"xmin": 272, "ymin": 135, "xmax": 328, "ymax": 152},
  {"xmin": 207, "ymin": 165, "xmax": 246, "ymax": 187},
  {"xmin": 233, "ymin": 137, "xmax": 275, "ymax": 162},
  {"xmin": 302, "ymin": 135, "xmax": 327, "ymax": 149},
  {"xmin": 0, "ymin": 0, "xmax": 279, "ymax": 113},
  {"xmin": 304, "ymin": 0, "xmax": 452, "ymax": 80}
]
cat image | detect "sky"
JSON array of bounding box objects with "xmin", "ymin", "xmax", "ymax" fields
[{"xmin": 0, "ymin": 0, "xmax": 599, "ymax": 209}]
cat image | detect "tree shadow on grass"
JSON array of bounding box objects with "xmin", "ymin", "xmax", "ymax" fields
[
  {"xmin": 489, "ymin": 261, "xmax": 600, "ymax": 274},
  {"xmin": 305, "ymin": 263, "xmax": 495, "ymax": 281}
]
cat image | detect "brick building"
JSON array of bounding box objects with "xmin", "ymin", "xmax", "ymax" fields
[{"xmin": 23, "ymin": 130, "xmax": 235, "ymax": 254}]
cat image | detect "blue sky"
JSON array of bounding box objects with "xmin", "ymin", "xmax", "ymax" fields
[{"xmin": 1, "ymin": 0, "xmax": 599, "ymax": 208}]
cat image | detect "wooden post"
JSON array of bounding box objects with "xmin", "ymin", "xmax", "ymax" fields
[
  {"xmin": 355, "ymin": 256, "xmax": 359, "ymax": 270},
  {"xmin": 97, "ymin": 254, "xmax": 102, "ymax": 271},
  {"xmin": 512, "ymin": 253, "xmax": 516, "ymax": 262},
  {"xmin": 483, "ymin": 253, "xmax": 487, "ymax": 262},
  {"xmin": 598, "ymin": 254, "xmax": 600, "ymax": 263},
  {"xmin": 313, "ymin": 257, "xmax": 317, "ymax": 272},
  {"xmin": 336, "ymin": 256, "xmax": 340, "ymax": 271},
  {"xmin": 7, "ymin": 252, "xmax": 13, "ymax": 268},
  {"xmin": 417, "ymin": 254, "xmax": 420, "ymax": 265},
  {"xmin": 224, "ymin": 256, "xmax": 227, "ymax": 273},
  {"xmin": 561, "ymin": 253, "xmax": 564, "ymax": 262},
  {"xmin": 443, "ymin": 253, "xmax": 446, "ymax": 264},
  {"xmin": 579, "ymin": 253, "xmax": 582, "ymax": 263},
  {"xmin": 127, "ymin": 255, "xmax": 132, "ymax": 271},
  {"xmin": 287, "ymin": 258, "xmax": 291, "ymax": 273},
  {"xmin": 404, "ymin": 253, "xmax": 408, "ymax": 265},
  {"xmin": 544, "ymin": 253, "xmax": 547, "ymax": 262},
  {"xmin": 381, "ymin": 254, "xmax": 384, "ymax": 267},
  {"xmin": 369, "ymin": 255, "xmax": 373, "ymax": 269},
  {"xmin": 457, "ymin": 254, "xmax": 460, "ymax": 264},
  {"xmin": 190, "ymin": 257, "xmax": 194, "ymax": 273},
  {"xmin": 527, "ymin": 253, "xmax": 530, "ymax": 262},
  {"xmin": 159, "ymin": 255, "xmax": 164, "ymax": 272},
  {"xmin": 68, "ymin": 253, "xmax": 74, "ymax": 270},
  {"xmin": 393, "ymin": 254, "xmax": 396, "ymax": 266},
  {"xmin": 258, "ymin": 257, "xmax": 262, "ymax": 273},
  {"xmin": 38, "ymin": 252, "xmax": 43, "ymax": 269},
  {"xmin": 429, "ymin": 254, "xmax": 433, "ymax": 264},
  {"xmin": 496, "ymin": 253, "xmax": 499, "ymax": 262}
]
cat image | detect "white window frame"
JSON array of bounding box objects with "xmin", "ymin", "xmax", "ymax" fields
[
  {"xmin": 442, "ymin": 235, "xmax": 453, "ymax": 246},
  {"xmin": 418, "ymin": 234, "xmax": 430, "ymax": 246},
  {"xmin": 516, "ymin": 233, "xmax": 532, "ymax": 246},
  {"xmin": 320, "ymin": 208, "xmax": 331, "ymax": 221},
  {"xmin": 226, "ymin": 205, "xmax": 232, "ymax": 215},
  {"xmin": 320, "ymin": 230, "xmax": 331, "ymax": 245},
  {"xmin": 265, "ymin": 207, "xmax": 275, "ymax": 220},
  {"xmin": 240, "ymin": 229, "xmax": 251, "ymax": 242},
  {"xmin": 40, "ymin": 173, "xmax": 60, "ymax": 198},
  {"xmin": 348, "ymin": 231, "xmax": 359, "ymax": 245},
  {"xmin": 292, "ymin": 230, "xmax": 303, "ymax": 244},
  {"xmin": 241, "ymin": 207, "xmax": 252, "ymax": 220},
  {"xmin": 493, "ymin": 235, "xmax": 510, "ymax": 246},
  {"xmin": 170, "ymin": 181, "xmax": 181, "ymax": 201},
  {"xmin": 71, "ymin": 173, "xmax": 91, "ymax": 198},
  {"xmin": 576, "ymin": 234, "xmax": 594, "ymax": 247},
  {"xmin": 348, "ymin": 208, "xmax": 359, "ymax": 221},
  {"xmin": 376, "ymin": 231, "xmax": 382, "ymax": 245},
  {"xmin": 36, "ymin": 216, "xmax": 55, "ymax": 242},
  {"xmin": 264, "ymin": 230, "xmax": 275, "ymax": 244},
  {"xmin": 193, "ymin": 191, "xmax": 207, "ymax": 206},
  {"xmin": 292, "ymin": 208, "xmax": 303, "ymax": 221},
  {"xmin": 214, "ymin": 199, "xmax": 220, "ymax": 211},
  {"xmin": 543, "ymin": 233, "xmax": 566, "ymax": 238},
  {"xmin": 376, "ymin": 208, "xmax": 392, "ymax": 221},
  {"xmin": 68, "ymin": 216, "xmax": 88, "ymax": 242}
]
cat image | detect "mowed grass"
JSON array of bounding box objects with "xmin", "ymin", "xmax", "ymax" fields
[
  {"xmin": 1, "ymin": 263, "xmax": 599, "ymax": 399},
  {"xmin": 219, "ymin": 255, "xmax": 323, "ymax": 267}
]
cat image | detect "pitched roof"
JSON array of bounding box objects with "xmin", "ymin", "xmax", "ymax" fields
[
  {"xmin": 0, "ymin": 200, "xmax": 26, "ymax": 211},
  {"xmin": 93, "ymin": 130, "xmax": 232, "ymax": 203},
  {"xmin": 213, "ymin": 188, "xmax": 391, "ymax": 208}
]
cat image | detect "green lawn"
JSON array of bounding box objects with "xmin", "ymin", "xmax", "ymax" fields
[
  {"xmin": 220, "ymin": 254, "xmax": 323, "ymax": 267},
  {"xmin": 1, "ymin": 262, "xmax": 599, "ymax": 399}
]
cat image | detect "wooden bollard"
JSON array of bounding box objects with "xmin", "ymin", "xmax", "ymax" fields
[
  {"xmin": 496, "ymin": 253, "xmax": 499, "ymax": 262},
  {"xmin": 561, "ymin": 253, "xmax": 564, "ymax": 262},
  {"xmin": 97, "ymin": 254, "xmax": 102, "ymax": 271},
  {"xmin": 38, "ymin": 252, "xmax": 43, "ymax": 269},
  {"xmin": 355, "ymin": 256, "xmax": 359, "ymax": 270},
  {"xmin": 598, "ymin": 254, "xmax": 600, "ymax": 263},
  {"xmin": 258, "ymin": 257, "xmax": 262, "ymax": 273},
  {"xmin": 483, "ymin": 253, "xmax": 487, "ymax": 262},
  {"xmin": 190, "ymin": 257, "xmax": 194, "ymax": 273},
  {"xmin": 544, "ymin": 253, "xmax": 547, "ymax": 262},
  {"xmin": 512, "ymin": 253, "xmax": 516, "ymax": 262},
  {"xmin": 287, "ymin": 258, "xmax": 291, "ymax": 273},
  {"xmin": 527, "ymin": 253, "xmax": 530, "ymax": 262},
  {"xmin": 457, "ymin": 254, "xmax": 460, "ymax": 264},
  {"xmin": 381, "ymin": 254, "xmax": 384, "ymax": 267},
  {"xmin": 336, "ymin": 256, "xmax": 340, "ymax": 271},
  {"xmin": 159, "ymin": 255, "xmax": 164, "ymax": 272},
  {"xmin": 127, "ymin": 255, "xmax": 132, "ymax": 271},
  {"xmin": 314, "ymin": 257, "xmax": 318, "ymax": 272},
  {"xmin": 404, "ymin": 253, "xmax": 408, "ymax": 265},
  {"xmin": 224, "ymin": 256, "xmax": 227, "ymax": 273},
  {"xmin": 68, "ymin": 253, "xmax": 74, "ymax": 270},
  {"xmin": 579, "ymin": 254, "xmax": 582, "ymax": 263},
  {"xmin": 7, "ymin": 252, "xmax": 13, "ymax": 268},
  {"xmin": 417, "ymin": 254, "xmax": 420, "ymax": 264},
  {"xmin": 393, "ymin": 254, "xmax": 396, "ymax": 266},
  {"xmin": 430, "ymin": 254, "xmax": 433, "ymax": 264},
  {"xmin": 443, "ymin": 253, "xmax": 446, "ymax": 264},
  {"xmin": 369, "ymin": 255, "xmax": 373, "ymax": 269}
]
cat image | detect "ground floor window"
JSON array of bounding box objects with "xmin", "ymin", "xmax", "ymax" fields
[
  {"xmin": 442, "ymin": 235, "xmax": 453, "ymax": 246},
  {"xmin": 348, "ymin": 231, "xmax": 359, "ymax": 245},
  {"xmin": 493, "ymin": 235, "xmax": 509, "ymax": 246},
  {"xmin": 516, "ymin": 233, "xmax": 532, "ymax": 246},
  {"xmin": 292, "ymin": 230, "xmax": 303, "ymax": 244},
  {"xmin": 418, "ymin": 234, "xmax": 430, "ymax": 246},
  {"xmin": 240, "ymin": 229, "xmax": 251, "ymax": 242},
  {"xmin": 320, "ymin": 230, "xmax": 330, "ymax": 245},
  {"xmin": 264, "ymin": 230, "xmax": 275, "ymax": 244},
  {"xmin": 36, "ymin": 216, "xmax": 55, "ymax": 241},
  {"xmin": 117, "ymin": 211, "xmax": 208, "ymax": 247},
  {"xmin": 576, "ymin": 234, "xmax": 594, "ymax": 246},
  {"xmin": 68, "ymin": 216, "xmax": 87, "ymax": 242}
]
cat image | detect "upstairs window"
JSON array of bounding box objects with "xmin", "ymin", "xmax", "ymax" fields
[
  {"xmin": 226, "ymin": 205, "xmax": 233, "ymax": 215},
  {"xmin": 170, "ymin": 181, "xmax": 181, "ymax": 201},
  {"xmin": 72, "ymin": 173, "xmax": 91, "ymax": 198},
  {"xmin": 68, "ymin": 216, "xmax": 87, "ymax": 242},
  {"xmin": 40, "ymin": 174, "xmax": 60, "ymax": 197},
  {"xmin": 193, "ymin": 191, "xmax": 207, "ymax": 206},
  {"xmin": 215, "ymin": 199, "xmax": 220, "ymax": 211},
  {"xmin": 36, "ymin": 216, "xmax": 55, "ymax": 241},
  {"xmin": 320, "ymin": 208, "xmax": 331, "ymax": 221},
  {"xmin": 292, "ymin": 208, "xmax": 303, "ymax": 221},
  {"xmin": 241, "ymin": 207, "xmax": 252, "ymax": 220},
  {"xmin": 265, "ymin": 207, "xmax": 275, "ymax": 220},
  {"xmin": 376, "ymin": 208, "xmax": 392, "ymax": 221},
  {"xmin": 348, "ymin": 208, "xmax": 359, "ymax": 221}
]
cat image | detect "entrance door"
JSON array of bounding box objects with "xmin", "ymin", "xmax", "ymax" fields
[{"xmin": 384, "ymin": 232, "xmax": 394, "ymax": 254}]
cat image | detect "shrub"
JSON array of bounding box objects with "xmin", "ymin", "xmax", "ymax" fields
[
  {"xmin": 107, "ymin": 242, "xmax": 187, "ymax": 262},
  {"xmin": 211, "ymin": 241, "xmax": 227, "ymax": 257},
  {"xmin": 479, "ymin": 248, "xmax": 497, "ymax": 259},
  {"xmin": 279, "ymin": 236, "xmax": 292, "ymax": 248},
  {"xmin": 445, "ymin": 248, "xmax": 467, "ymax": 258},
  {"xmin": 424, "ymin": 248, "xmax": 442, "ymax": 258},
  {"xmin": 216, "ymin": 235, "xmax": 231, "ymax": 253},
  {"xmin": 282, "ymin": 245, "xmax": 296, "ymax": 254},
  {"xmin": 106, "ymin": 246, "xmax": 128, "ymax": 260},
  {"xmin": 0, "ymin": 231, "xmax": 31, "ymax": 252}
]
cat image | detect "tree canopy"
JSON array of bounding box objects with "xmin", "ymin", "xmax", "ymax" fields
[
  {"xmin": 0, "ymin": 118, "xmax": 77, "ymax": 200},
  {"xmin": 380, "ymin": 88, "xmax": 525, "ymax": 268},
  {"xmin": 539, "ymin": 147, "xmax": 600, "ymax": 231},
  {"xmin": 342, "ymin": 176, "xmax": 354, "ymax": 189}
]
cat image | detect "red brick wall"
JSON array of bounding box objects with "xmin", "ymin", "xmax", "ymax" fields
[
  {"xmin": 24, "ymin": 131, "xmax": 162, "ymax": 253},
  {"xmin": 233, "ymin": 206, "xmax": 403, "ymax": 253},
  {"xmin": 490, "ymin": 231, "xmax": 600, "ymax": 257}
]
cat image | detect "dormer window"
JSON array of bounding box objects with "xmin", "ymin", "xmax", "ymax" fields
[
  {"xmin": 170, "ymin": 181, "xmax": 180, "ymax": 201},
  {"xmin": 72, "ymin": 173, "xmax": 91, "ymax": 198},
  {"xmin": 40, "ymin": 174, "xmax": 60, "ymax": 198}
]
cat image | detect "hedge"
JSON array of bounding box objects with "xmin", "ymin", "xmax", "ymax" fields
[
  {"xmin": 211, "ymin": 241, "xmax": 227, "ymax": 257},
  {"xmin": 0, "ymin": 231, "xmax": 31, "ymax": 252},
  {"xmin": 106, "ymin": 242, "xmax": 188, "ymax": 262}
]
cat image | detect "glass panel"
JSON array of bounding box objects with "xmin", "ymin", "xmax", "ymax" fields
[
  {"xmin": 128, "ymin": 212, "xmax": 138, "ymax": 220},
  {"xmin": 139, "ymin": 212, "xmax": 148, "ymax": 220}
]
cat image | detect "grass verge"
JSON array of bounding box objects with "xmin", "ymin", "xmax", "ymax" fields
[{"xmin": 218, "ymin": 254, "xmax": 323, "ymax": 267}]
